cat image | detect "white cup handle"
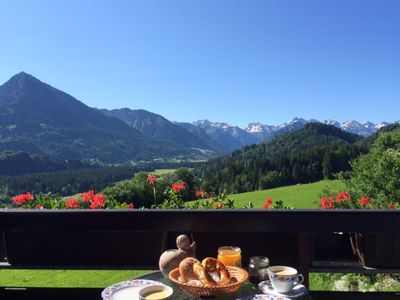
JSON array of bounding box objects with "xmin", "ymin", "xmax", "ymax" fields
[{"xmin": 295, "ymin": 274, "xmax": 304, "ymax": 286}]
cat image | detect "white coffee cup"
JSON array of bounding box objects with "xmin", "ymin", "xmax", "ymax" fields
[{"xmin": 267, "ymin": 265, "xmax": 304, "ymax": 293}]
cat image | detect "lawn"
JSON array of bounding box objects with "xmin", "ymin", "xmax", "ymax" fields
[
  {"xmin": 229, "ymin": 179, "xmax": 344, "ymax": 209},
  {"xmin": 228, "ymin": 180, "xmax": 344, "ymax": 209},
  {"xmin": 151, "ymin": 169, "xmax": 177, "ymax": 175},
  {"xmin": 189, "ymin": 180, "xmax": 344, "ymax": 209},
  {"xmin": 0, "ymin": 269, "xmax": 151, "ymax": 288}
]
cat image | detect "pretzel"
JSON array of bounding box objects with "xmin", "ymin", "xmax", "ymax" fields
[
  {"xmin": 178, "ymin": 257, "xmax": 233, "ymax": 286},
  {"xmin": 193, "ymin": 261, "xmax": 218, "ymax": 286},
  {"xmin": 202, "ymin": 257, "xmax": 231, "ymax": 284}
]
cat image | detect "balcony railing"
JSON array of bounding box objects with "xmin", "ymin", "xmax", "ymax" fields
[{"xmin": 1, "ymin": 209, "xmax": 400, "ymax": 300}]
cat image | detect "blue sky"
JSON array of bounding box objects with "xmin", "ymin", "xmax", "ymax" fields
[{"xmin": 0, "ymin": 0, "xmax": 399, "ymax": 127}]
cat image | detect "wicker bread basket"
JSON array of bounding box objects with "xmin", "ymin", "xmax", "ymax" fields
[{"xmin": 169, "ymin": 266, "xmax": 248, "ymax": 297}]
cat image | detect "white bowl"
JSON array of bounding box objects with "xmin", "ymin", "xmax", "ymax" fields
[{"xmin": 138, "ymin": 285, "xmax": 173, "ymax": 300}]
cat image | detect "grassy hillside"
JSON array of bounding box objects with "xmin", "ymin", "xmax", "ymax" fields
[
  {"xmin": 151, "ymin": 168, "xmax": 177, "ymax": 175},
  {"xmin": 199, "ymin": 180, "xmax": 344, "ymax": 209}
]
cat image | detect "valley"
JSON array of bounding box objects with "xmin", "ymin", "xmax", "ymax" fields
[{"xmin": 0, "ymin": 72, "xmax": 399, "ymax": 211}]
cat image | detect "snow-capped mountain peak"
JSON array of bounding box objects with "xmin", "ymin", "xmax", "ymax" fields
[
  {"xmin": 278, "ymin": 117, "xmax": 306, "ymax": 128},
  {"xmin": 322, "ymin": 119, "xmax": 340, "ymax": 127},
  {"xmin": 192, "ymin": 119, "xmax": 212, "ymax": 127},
  {"xmin": 246, "ymin": 122, "xmax": 265, "ymax": 133},
  {"xmin": 375, "ymin": 122, "xmax": 389, "ymax": 130},
  {"xmin": 193, "ymin": 120, "xmax": 239, "ymax": 132},
  {"xmin": 341, "ymin": 120, "xmax": 362, "ymax": 129},
  {"xmin": 212, "ymin": 122, "xmax": 234, "ymax": 130}
]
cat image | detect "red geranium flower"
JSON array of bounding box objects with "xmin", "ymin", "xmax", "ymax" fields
[
  {"xmin": 263, "ymin": 197, "xmax": 273, "ymax": 209},
  {"xmin": 388, "ymin": 203, "xmax": 396, "ymax": 209},
  {"xmin": 171, "ymin": 181, "xmax": 186, "ymax": 193},
  {"xmin": 359, "ymin": 197, "xmax": 371, "ymax": 207},
  {"xmin": 90, "ymin": 194, "xmax": 106, "ymax": 209},
  {"xmin": 336, "ymin": 192, "xmax": 351, "ymax": 203},
  {"xmin": 147, "ymin": 175, "xmax": 157, "ymax": 185},
  {"xmin": 214, "ymin": 203, "xmax": 225, "ymax": 209},
  {"xmin": 65, "ymin": 198, "xmax": 80, "ymax": 209},
  {"xmin": 320, "ymin": 197, "xmax": 335, "ymax": 209},
  {"xmin": 195, "ymin": 190, "xmax": 205, "ymax": 198},
  {"xmin": 81, "ymin": 190, "xmax": 95, "ymax": 202},
  {"xmin": 35, "ymin": 204, "xmax": 43, "ymax": 209},
  {"xmin": 13, "ymin": 192, "xmax": 34, "ymax": 206}
]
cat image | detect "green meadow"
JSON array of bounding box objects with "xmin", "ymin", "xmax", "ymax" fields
[
  {"xmin": 0, "ymin": 269, "xmax": 150, "ymax": 288},
  {"xmin": 151, "ymin": 168, "xmax": 177, "ymax": 175},
  {"xmin": 188, "ymin": 179, "xmax": 344, "ymax": 209},
  {"xmin": 227, "ymin": 179, "xmax": 345, "ymax": 209}
]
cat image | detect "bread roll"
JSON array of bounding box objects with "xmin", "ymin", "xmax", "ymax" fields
[{"xmin": 178, "ymin": 257, "xmax": 199, "ymax": 282}]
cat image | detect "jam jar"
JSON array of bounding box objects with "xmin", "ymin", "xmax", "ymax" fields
[{"xmin": 248, "ymin": 256, "xmax": 270, "ymax": 285}]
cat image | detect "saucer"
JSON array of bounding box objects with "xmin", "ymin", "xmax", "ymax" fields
[{"xmin": 258, "ymin": 280, "xmax": 308, "ymax": 298}]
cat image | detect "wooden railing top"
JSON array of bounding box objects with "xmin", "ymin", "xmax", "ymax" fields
[{"xmin": 0, "ymin": 209, "xmax": 400, "ymax": 233}]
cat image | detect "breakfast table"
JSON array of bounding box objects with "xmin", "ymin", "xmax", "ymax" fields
[{"xmin": 135, "ymin": 271, "xmax": 314, "ymax": 300}]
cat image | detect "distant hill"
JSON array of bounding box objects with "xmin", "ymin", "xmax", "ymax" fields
[
  {"xmin": 197, "ymin": 123, "xmax": 367, "ymax": 194},
  {"xmin": 258, "ymin": 122, "xmax": 362, "ymax": 156},
  {"xmin": 0, "ymin": 151, "xmax": 93, "ymax": 176},
  {"xmin": 100, "ymin": 108, "xmax": 217, "ymax": 155}
]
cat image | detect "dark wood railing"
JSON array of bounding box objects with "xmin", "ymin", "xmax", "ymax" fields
[{"xmin": 1, "ymin": 209, "xmax": 400, "ymax": 300}]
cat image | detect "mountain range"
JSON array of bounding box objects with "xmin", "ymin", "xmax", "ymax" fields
[
  {"xmin": 245, "ymin": 117, "xmax": 391, "ymax": 141},
  {"xmin": 0, "ymin": 72, "xmax": 396, "ymax": 163}
]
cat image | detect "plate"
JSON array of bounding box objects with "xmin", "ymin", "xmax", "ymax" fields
[
  {"xmin": 258, "ymin": 280, "xmax": 308, "ymax": 299},
  {"xmin": 101, "ymin": 279, "xmax": 164, "ymax": 300}
]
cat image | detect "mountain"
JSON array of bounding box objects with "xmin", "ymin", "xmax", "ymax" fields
[
  {"xmin": 100, "ymin": 108, "xmax": 216, "ymax": 155},
  {"xmin": 191, "ymin": 120, "xmax": 258, "ymax": 152},
  {"xmin": 245, "ymin": 122, "xmax": 277, "ymax": 140},
  {"xmin": 0, "ymin": 72, "xmax": 197, "ymax": 163},
  {"xmin": 245, "ymin": 118, "xmax": 397, "ymax": 142},
  {"xmin": 245, "ymin": 118, "xmax": 310, "ymax": 141},
  {"xmin": 174, "ymin": 122, "xmax": 229, "ymax": 153},
  {"xmin": 198, "ymin": 123, "xmax": 366, "ymax": 194}
]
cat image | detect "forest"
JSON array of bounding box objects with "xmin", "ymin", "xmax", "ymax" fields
[{"xmin": 197, "ymin": 123, "xmax": 371, "ymax": 194}]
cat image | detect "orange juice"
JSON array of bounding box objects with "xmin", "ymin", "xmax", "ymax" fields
[{"xmin": 217, "ymin": 246, "xmax": 242, "ymax": 267}]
